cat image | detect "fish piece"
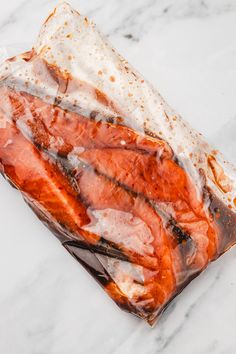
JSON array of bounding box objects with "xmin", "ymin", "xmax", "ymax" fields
[
  {"xmin": 76, "ymin": 167, "xmax": 183, "ymax": 309},
  {"xmin": 78, "ymin": 148, "xmax": 219, "ymax": 267},
  {"xmin": 0, "ymin": 118, "xmax": 92, "ymax": 239},
  {"xmin": 2, "ymin": 87, "xmax": 171, "ymax": 158}
]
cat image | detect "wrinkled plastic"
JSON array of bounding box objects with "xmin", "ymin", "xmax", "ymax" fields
[{"xmin": 0, "ymin": 2, "xmax": 235, "ymax": 325}]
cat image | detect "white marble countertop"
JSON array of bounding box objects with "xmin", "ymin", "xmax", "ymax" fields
[{"xmin": 0, "ymin": 1, "xmax": 236, "ymax": 353}]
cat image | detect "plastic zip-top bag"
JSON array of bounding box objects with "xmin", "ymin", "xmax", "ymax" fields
[{"xmin": 0, "ymin": 2, "xmax": 235, "ymax": 325}]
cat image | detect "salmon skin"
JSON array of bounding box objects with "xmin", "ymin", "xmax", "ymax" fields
[{"xmin": 0, "ymin": 3, "xmax": 235, "ymax": 326}]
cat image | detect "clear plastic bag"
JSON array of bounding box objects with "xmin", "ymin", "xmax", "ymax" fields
[{"xmin": 0, "ymin": 2, "xmax": 235, "ymax": 325}]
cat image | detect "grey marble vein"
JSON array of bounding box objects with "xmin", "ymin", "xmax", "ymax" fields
[
  {"xmin": 155, "ymin": 270, "xmax": 221, "ymax": 353},
  {"xmin": 0, "ymin": 0, "xmax": 29, "ymax": 32}
]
